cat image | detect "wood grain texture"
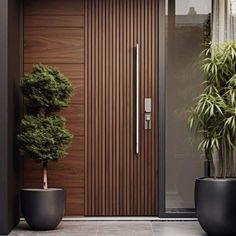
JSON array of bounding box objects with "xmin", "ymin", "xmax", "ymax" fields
[
  {"xmin": 24, "ymin": 27, "xmax": 84, "ymax": 64},
  {"xmin": 23, "ymin": 0, "xmax": 85, "ymax": 216},
  {"xmin": 23, "ymin": 136, "xmax": 84, "ymax": 188},
  {"xmin": 85, "ymin": 0, "xmax": 158, "ymax": 216},
  {"xmin": 24, "ymin": 15, "xmax": 84, "ymax": 28},
  {"xmin": 24, "ymin": 63, "xmax": 84, "ymax": 79},
  {"xmin": 65, "ymin": 188, "xmax": 84, "ymax": 215},
  {"xmin": 24, "ymin": 0, "xmax": 84, "ymax": 16}
]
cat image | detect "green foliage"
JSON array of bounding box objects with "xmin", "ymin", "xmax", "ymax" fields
[
  {"xmin": 21, "ymin": 64, "xmax": 73, "ymax": 112},
  {"xmin": 189, "ymin": 41, "xmax": 236, "ymax": 178},
  {"xmin": 18, "ymin": 64, "xmax": 73, "ymax": 164},
  {"xmin": 17, "ymin": 114, "xmax": 72, "ymax": 162},
  {"xmin": 203, "ymin": 14, "xmax": 211, "ymax": 50}
]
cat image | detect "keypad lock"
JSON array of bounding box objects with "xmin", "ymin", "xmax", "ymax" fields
[{"xmin": 144, "ymin": 98, "xmax": 151, "ymax": 130}]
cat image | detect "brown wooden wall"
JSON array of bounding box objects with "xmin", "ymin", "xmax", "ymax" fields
[
  {"xmin": 23, "ymin": 0, "xmax": 158, "ymax": 216},
  {"xmin": 85, "ymin": 0, "xmax": 158, "ymax": 216},
  {"xmin": 23, "ymin": 0, "xmax": 85, "ymax": 216}
]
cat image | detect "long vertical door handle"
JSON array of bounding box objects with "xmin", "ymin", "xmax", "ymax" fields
[{"xmin": 136, "ymin": 43, "xmax": 140, "ymax": 155}]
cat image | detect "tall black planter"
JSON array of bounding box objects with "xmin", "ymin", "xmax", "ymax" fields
[
  {"xmin": 21, "ymin": 188, "xmax": 66, "ymax": 230},
  {"xmin": 195, "ymin": 178, "xmax": 236, "ymax": 236}
]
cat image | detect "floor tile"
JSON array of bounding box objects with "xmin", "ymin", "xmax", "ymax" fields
[
  {"xmin": 10, "ymin": 221, "xmax": 205, "ymax": 236},
  {"xmin": 151, "ymin": 222, "xmax": 207, "ymax": 236}
]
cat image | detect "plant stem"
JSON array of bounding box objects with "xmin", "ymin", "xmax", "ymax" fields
[
  {"xmin": 43, "ymin": 162, "xmax": 48, "ymax": 189},
  {"xmin": 205, "ymin": 149, "xmax": 216, "ymax": 178}
]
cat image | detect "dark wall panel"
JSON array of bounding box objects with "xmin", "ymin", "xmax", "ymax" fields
[
  {"xmin": 0, "ymin": 0, "xmax": 21, "ymax": 234},
  {"xmin": 0, "ymin": 1, "xmax": 9, "ymax": 233}
]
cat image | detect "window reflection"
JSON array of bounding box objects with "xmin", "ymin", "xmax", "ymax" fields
[
  {"xmin": 165, "ymin": 0, "xmax": 212, "ymax": 212},
  {"xmin": 175, "ymin": 0, "xmax": 211, "ymax": 15}
]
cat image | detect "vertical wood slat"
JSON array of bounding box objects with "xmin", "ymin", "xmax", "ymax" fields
[
  {"xmin": 136, "ymin": 0, "xmax": 141, "ymax": 215},
  {"xmin": 126, "ymin": 0, "xmax": 131, "ymax": 215},
  {"xmin": 130, "ymin": 0, "xmax": 134, "ymax": 216},
  {"xmin": 91, "ymin": 0, "xmax": 95, "ymax": 216},
  {"xmin": 85, "ymin": 0, "xmax": 88, "ymax": 216},
  {"xmin": 134, "ymin": 0, "xmax": 137, "ymax": 216},
  {"xmin": 117, "ymin": 0, "xmax": 121, "ymax": 215},
  {"xmin": 85, "ymin": 0, "xmax": 158, "ymax": 216}
]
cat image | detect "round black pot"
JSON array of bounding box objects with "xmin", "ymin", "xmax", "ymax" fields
[
  {"xmin": 195, "ymin": 178, "xmax": 236, "ymax": 236},
  {"xmin": 21, "ymin": 188, "xmax": 66, "ymax": 230}
]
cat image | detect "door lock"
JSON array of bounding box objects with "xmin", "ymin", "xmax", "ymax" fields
[{"xmin": 144, "ymin": 98, "xmax": 151, "ymax": 130}]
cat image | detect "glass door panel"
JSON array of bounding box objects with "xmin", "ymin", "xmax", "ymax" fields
[{"xmin": 164, "ymin": 0, "xmax": 212, "ymax": 213}]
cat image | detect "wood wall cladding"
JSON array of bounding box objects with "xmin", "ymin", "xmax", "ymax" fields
[
  {"xmin": 23, "ymin": 0, "xmax": 85, "ymax": 216},
  {"xmin": 24, "ymin": 28, "xmax": 84, "ymax": 64},
  {"xmin": 85, "ymin": 0, "xmax": 158, "ymax": 216},
  {"xmin": 24, "ymin": 0, "xmax": 84, "ymax": 16}
]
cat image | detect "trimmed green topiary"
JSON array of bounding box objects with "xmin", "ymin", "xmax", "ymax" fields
[
  {"xmin": 17, "ymin": 64, "xmax": 73, "ymax": 189},
  {"xmin": 18, "ymin": 114, "xmax": 72, "ymax": 162},
  {"xmin": 20, "ymin": 64, "xmax": 73, "ymax": 112}
]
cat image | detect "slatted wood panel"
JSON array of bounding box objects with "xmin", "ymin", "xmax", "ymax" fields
[
  {"xmin": 85, "ymin": 0, "xmax": 158, "ymax": 216},
  {"xmin": 23, "ymin": 0, "xmax": 85, "ymax": 216}
]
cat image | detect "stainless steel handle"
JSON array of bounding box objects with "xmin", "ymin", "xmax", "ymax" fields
[{"xmin": 136, "ymin": 43, "xmax": 140, "ymax": 154}]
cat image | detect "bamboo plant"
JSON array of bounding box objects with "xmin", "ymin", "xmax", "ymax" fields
[
  {"xmin": 189, "ymin": 41, "xmax": 236, "ymax": 178},
  {"xmin": 17, "ymin": 64, "xmax": 73, "ymax": 189}
]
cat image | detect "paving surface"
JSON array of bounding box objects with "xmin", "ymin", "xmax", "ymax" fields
[{"xmin": 10, "ymin": 221, "xmax": 207, "ymax": 236}]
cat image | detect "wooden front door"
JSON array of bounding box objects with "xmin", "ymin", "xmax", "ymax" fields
[{"xmin": 85, "ymin": 0, "xmax": 158, "ymax": 216}]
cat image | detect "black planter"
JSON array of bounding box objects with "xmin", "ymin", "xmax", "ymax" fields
[
  {"xmin": 21, "ymin": 188, "xmax": 66, "ymax": 230},
  {"xmin": 195, "ymin": 178, "xmax": 236, "ymax": 236}
]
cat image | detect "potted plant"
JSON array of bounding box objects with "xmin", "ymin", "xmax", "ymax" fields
[
  {"xmin": 18, "ymin": 64, "xmax": 73, "ymax": 230},
  {"xmin": 189, "ymin": 41, "xmax": 236, "ymax": 236}
]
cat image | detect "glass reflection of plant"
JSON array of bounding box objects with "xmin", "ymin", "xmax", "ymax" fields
[{"xmin": 203, "ymin": 13, "xmax": 211, "ymax": 50}]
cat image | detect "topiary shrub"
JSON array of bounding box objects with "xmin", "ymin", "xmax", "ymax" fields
[
  {"xmin": 17, "ymin": 64, "xmax": 73, "ymax": 189},
  {"xmin": 20, "ymin": 64, "xmax": 73, "ymax": 113}
]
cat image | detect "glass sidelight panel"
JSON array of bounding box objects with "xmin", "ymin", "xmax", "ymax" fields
[{"xmin": 165, "ymin": 0, "xmax": 212, "ymax": 213}]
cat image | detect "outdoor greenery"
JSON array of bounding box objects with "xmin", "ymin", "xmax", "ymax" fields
[
  {"xmin": 203, "ymin": 14, "xmax": 211, "ymax": 50},
  {"xmin": 17, "ymin": 64, "xmax": 73, "ymax": 189},
  {"xmin": 20, "ymin": 64, "xmax": 73, "ymax": 112},
  {"xmin": 18, "ymin": 114, "xmax": 72, "ymax": 162},
  {"xmin": 189, "ymin": 41, "xmax": 236, "ymax": 178}
]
